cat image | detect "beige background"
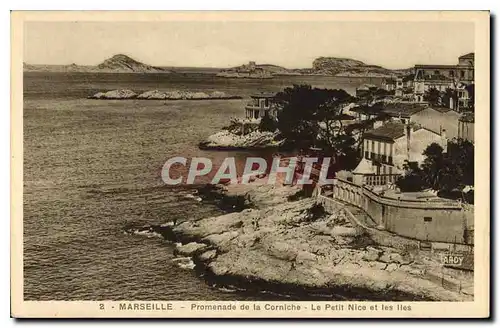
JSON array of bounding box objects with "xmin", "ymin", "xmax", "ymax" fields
[{"xmin": 10, "ymin": 10, "xmax": 490, "ymax": 318}]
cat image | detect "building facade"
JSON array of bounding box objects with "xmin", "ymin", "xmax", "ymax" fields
[
  {"xmin": 413, "ymin": 53, "xmax": 474, "ymax": 108},
  {"xmin": 353, "ymin": 121, "xmax": 447, "ymax": 186},
  {"xmin": 244, "ymin": 92, "xmax": 277, "ymax": 120}
]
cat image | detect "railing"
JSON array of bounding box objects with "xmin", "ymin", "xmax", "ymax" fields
[
  {"xmin": 364, "ymin": 174, "xmax": 399, "ymax": 186},
  {"xmin": 334, "ymin": 177, "xmax": 464, "ymax": 209}
]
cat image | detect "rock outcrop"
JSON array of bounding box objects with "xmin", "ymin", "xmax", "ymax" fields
[
  {"xmin": 215, "ymin": 58, "xmax": 413, "ymax": 78},
  {"xmin": 311, "ymin": 57, "xmax": 398, "ymax": 77},
  {"xmin": 90, "ymin": 89, "xmax": 138, "ymax": 99},
  {"xmin": 23, "ymin": 54, "xmax": 172, "ymax": 73},
  {"xmin": 217, "ymin": 62, "xmax": 295, "ymax": 78},
  {"xmin": 198, "ymin": 130, "xmax": 284, "ymax": 150},
  {"xmin": 96, "ymin": 54, "xmax": 169, "ymax": 73},
  {"xmin": 89, "ymin": 89, "xmax": 240, "ymax": 100},
  {"xmin": 136, "ymin": 90, "xmax": 240, "ymax": 100},
  {"xmin": 166, "ymin": 178, "xmax": 472, "ymax": 301}
]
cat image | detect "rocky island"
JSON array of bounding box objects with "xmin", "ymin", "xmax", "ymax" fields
[
  {"xmin": 23, "ymin": 54, "xmax": 172, "ymax": 73},
  {"xmin": 136, "ymin": 178, "xmax": 472, "ymax": 301},
  {"xmin": 217, "ymin": 61, "xmax": 300, "ymax": 79},
  {"xmin": 198, "ymin": 130, "xmax": 283, "ymax": 150},
  {"xmin": 89, "ymin": 89, "xmax": 241, "ymax": 100},
  {"xmin": 216, "ymin": 58, "xmax": 413, "ymax": 78}
]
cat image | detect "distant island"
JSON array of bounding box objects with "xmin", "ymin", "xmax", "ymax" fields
[
  {"xmin": 23, "ymin": 54, "xmax": 172, "ymax": 73},
  {"xmin": 217, "ymin": 58, "xmax": 413, "ymax": 78},
  {"xmin": 216, "ymin": 61, "xmax": 300, "ymax": 79},
  {"xmin": 24, "ymin": 54, "xmax": 413, "ymax": 77}
]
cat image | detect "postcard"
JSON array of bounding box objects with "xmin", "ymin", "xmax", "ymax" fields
[{"xmin": 11, "ymin": 10, "xmax": 490, "ymax": 318}]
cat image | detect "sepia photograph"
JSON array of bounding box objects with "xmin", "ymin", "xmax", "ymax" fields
[{"xmin": 10, "ymin": 10, "xmax": 490, "ymax": 318}]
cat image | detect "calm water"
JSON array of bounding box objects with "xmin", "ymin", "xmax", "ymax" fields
[{"xmin": 23, "ymin": 72, "xmax": 376, "ymax": 300}]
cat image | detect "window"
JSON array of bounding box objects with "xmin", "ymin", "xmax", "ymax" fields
[
  {"xmin": 449, "ymin": 70, "xmax": 454, "ymax": 77},
  {"xmin": 370, "ymin": 152, "xmax": 375, "ymax": 159},
  {"xmin": 424, "ymin": 217, "xmax": 433, "ymax": 222},
  {"xmin": 264, "ymin": 99, "xmax": 269, "ymax": 107},
  {"xmin": 434, "ymin": 70, "xmax": 440, "ymax": 75},
  {"xmin": 461, "ymin": 70, "xmax": 465, "ymax": 78},
  {"xmin": 401, "ymin": 119, "xmax": 406, "ymax": 124},
  {"xmin": 388, "ymin": 156, "xmax": 393, "ymax": 164}
]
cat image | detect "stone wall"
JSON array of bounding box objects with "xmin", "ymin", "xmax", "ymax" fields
[{"xmin": 331, "ymin": 178, "xmax": 474, "ymax": 245}]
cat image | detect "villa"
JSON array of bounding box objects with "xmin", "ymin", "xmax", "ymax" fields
[
  {"xmin": 244, "ymin": 92, "xmax": 277, "ymax": 120},
  {"xmin": 413, "ymin": 53, "xmax": 474, "ymax": 108},
  {"xmin": 352, "ymin": 121, "xmax": 447, "ymax": 186}
]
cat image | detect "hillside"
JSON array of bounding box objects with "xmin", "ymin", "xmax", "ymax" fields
[
  {"xmin": 216, "ymin": 61, "xmax": 299, "ymax": 78},
  {"xmin": 97, "ymin": 54, "xmax": 168, "ymax": 73},
  {"xmin": 216, "ymin": 58, "xmax": 411, "ymax": 78},
  {"xmin": 311, "ymin": 57, "xmax": 404, "ymax": 77},
  {"xmin": 23, "ymin": 54, "xmax": 171, "ymax": 73}
]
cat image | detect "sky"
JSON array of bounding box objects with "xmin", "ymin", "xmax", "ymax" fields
[{"xmin": 23, "ymin": 21, "xmax": 475, "ymax": 69}]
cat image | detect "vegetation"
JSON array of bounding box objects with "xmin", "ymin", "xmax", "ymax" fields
[
  {"xmin": 358, "ymin": 87, "xmax": 393, "ymax": 105},
  {"xmin": 424, "ymin": 84, "xmax": 474, "ymax": 111},
  {"xmin": 440, "ymin": 88, "xmax": 456, "ymax": 109},
  {"xmin": 273, "ymin": 84, "xmax": 359, "ymax": 171},
  {"xmin": 258, "ymin": 112, "xmax": 277, "ymax": 132},
  {"xmin": 423, "ymin": 87, "xmax": 441, "ymax": 106},
  {"xmin": 396, "ymin": 139, "xmax": 474, "ymax": 202}
]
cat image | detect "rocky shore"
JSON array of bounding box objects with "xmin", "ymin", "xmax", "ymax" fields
[
  {"xmin": 198, "ymin": 130, "xmax": 284, "ymax": 150},
  {"xmin": 88, "ymin": 89, "xmax": 241, "ymax": 100},
  {"xmin": 140, "ymin": 179, "xmax": 472, "ymax": 301}
]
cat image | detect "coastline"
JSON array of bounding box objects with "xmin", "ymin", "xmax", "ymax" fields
[{"xmin": 142, "ymin": 179, "xmax": 472, "ymax": 302}]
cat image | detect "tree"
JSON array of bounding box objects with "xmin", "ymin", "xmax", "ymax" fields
[
  {"xmin": 274, "ymin": 84, "xmax": 359, "ymax": 171},
  {"xmin": 421, "ymin": 143, "xmax": 446, "ymax": 190},
  {"xmin": 419, "ymin": 139, "xmax": 474, "ymax": 192},
  {"xmin": 274, "ymin": 85, "xmax": 325, "ymax": 149},
  {"xmin": 258, "ymin": 112, "xmax": 276, "ymax": 132},
  {"xmin": 441, "ymin": 88, "xmax": 457, "ymax": 110},
  {"xmin": 344, "ymin": 103, "xmax": 389, "ymax": 152},
  {"xmin": 396, "ymin": 139, "xmax": 474, "ymax": 197},
  {"xmin": 423, "ymin": 87, "xmax": 441, "ymax": 106},
  {"xmin": 275, "ymin": 85, "xmax": 354, "ymax": 150}
]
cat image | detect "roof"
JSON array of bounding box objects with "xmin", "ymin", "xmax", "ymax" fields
[
  {"xmin": 352, "ymin": 158, "xmax": 376, "ymax": 175},
  {"xmin": 356, "ymin": 84, "xmax": 377, "ymax": 91},
  {"xmin": 459, "ymin": 53, "xmax": 474, "ymax": 59},
  {"xmin": 350, "ymin": 103, "xmax": 385, "ymax": 115},
  {"xmin": 381, "ymin": 102, "xmax": 427, "ymax": 118},
  {"xmin": 364, "ymin": 121, "xmax": 406, "ymax": 141},
  {"xmin": 250, "ymin": 92, "xmax": 276, "ymax": 98},
  {"xmin": 414, "ymin": 64, "xmax": 457, "ymax": 69},
  {"xmin": 364, "ymin": 121, "xmax": 441, "ymax": 142}
]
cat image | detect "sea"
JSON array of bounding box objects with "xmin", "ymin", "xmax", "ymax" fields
[{"xmin": 23, "ymin": 72, "xmax": 381, "ymax": 300}]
